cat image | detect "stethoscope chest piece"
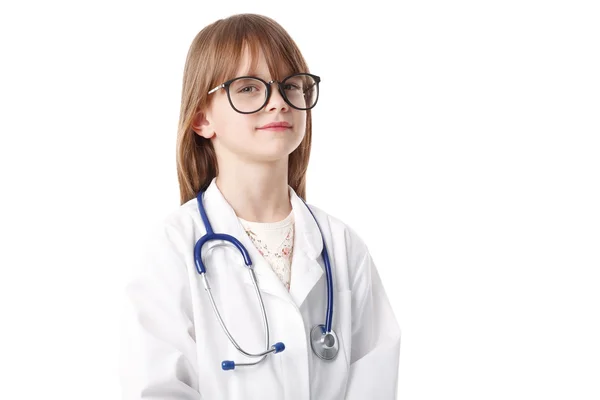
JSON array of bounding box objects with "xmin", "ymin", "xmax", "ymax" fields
[{"xmin": 310, "ymin": 324, "xmax": 339, "ymax": 360}]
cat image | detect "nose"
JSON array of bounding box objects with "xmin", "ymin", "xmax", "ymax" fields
[{"xmin": 265, "ymin": 81, "xmax": 289, "ymax": 112}]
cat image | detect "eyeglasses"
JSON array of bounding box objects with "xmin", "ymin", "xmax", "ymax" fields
[{"xmin": 207, "ymin": 73, "xmax": 321, "ymax": 114}]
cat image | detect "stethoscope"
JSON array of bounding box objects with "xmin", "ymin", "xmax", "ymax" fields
[{"xmin": 194, "ymin": 189, "xmax": 338, "ymax": 371}]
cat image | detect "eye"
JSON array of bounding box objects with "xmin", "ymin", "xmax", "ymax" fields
[
  {"xmin": 239, "ymin": 85, "xmax": 259, "ymax": 93},
  {"xmin": 284, "ymin": 83, "xmax": 301, "ymax": 91}
]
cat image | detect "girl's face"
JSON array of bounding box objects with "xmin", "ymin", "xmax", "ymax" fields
[{"xmin": 193, "ymin": 48, "xmax": 307, "ymax": 164}]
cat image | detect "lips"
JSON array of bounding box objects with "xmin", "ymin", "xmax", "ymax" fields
[{"xmin": 258, "ymin": 121, "xmax": 292, "ymax": 129}]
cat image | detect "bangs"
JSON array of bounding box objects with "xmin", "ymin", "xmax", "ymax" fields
[{"xmin": 208, "ymin": 14, "xmax": 308, "ymax": 88}]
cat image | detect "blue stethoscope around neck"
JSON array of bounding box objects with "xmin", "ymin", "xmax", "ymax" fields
[{"xmin": 193, "ymin": 189, "xmax": 338, "ymax": 371}]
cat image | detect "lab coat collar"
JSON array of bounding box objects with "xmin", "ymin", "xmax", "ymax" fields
[{"xmin": 200, "ymin": 177, "xmax": 325, "ymax": 307}]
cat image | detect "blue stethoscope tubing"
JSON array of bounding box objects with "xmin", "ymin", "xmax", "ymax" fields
[{"xmin": 193, "ymin": 189, "xmax": 338, "ymax": 371}]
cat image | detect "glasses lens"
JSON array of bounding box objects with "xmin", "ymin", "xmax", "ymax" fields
[
  {"xmin": 282, "ymin": 74, "xmax": 318, "ymax": 110},
  {"xmin": 228, "ymin": 78, "xmax": 268, "ymax": 113}
]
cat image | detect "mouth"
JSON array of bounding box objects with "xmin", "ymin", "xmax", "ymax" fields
[
  {"xmin": 257, "ymin": 126, "xmax": 292, "ymax": 132},
  {"xmin": 257, "ymin": 121, "xmax": 292, "ymax": 130}
]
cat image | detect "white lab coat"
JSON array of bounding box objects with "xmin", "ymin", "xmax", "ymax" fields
[{"xmin": 119, "ymin": 178, "xmax": 401, "ymax": 399}]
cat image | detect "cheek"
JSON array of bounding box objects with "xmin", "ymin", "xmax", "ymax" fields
[
  {"xmin": 209, "ymin": 97, "xmax": 254, "ymax": 137},
  {"xmin": 295, "ymin": 113, "xmax": 307, "ymax": 137},
  {"xmin": 214, "ymin": 114, "xmax": 254, "ymax": 138}
]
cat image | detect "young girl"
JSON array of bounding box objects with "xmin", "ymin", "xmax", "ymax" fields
[{"xmin": 120, "ymin": 13, "xmax": 401, "ymax": 400}]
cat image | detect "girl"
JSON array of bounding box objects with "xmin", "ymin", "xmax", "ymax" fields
[{"xmin": 120, "ymin": 13, "xmax": 401, "ymax": 400}]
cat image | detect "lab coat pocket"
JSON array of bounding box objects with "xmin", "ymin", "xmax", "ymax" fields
[{"xmin": 336, "ymin": 289, "xmax": 352, "ymax": 367}]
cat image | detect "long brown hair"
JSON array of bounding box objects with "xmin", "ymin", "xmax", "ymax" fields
[{"xmin": 176, "ymin": 13, "xmax": 314, "ymax": 205}]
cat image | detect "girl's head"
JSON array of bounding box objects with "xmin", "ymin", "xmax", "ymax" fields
[{"xmin": 176, "ymin": 13, "xmax": 317, "ymax": 205}]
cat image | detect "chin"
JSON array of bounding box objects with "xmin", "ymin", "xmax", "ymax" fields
[
  {"xmin": 256, "ymin": 149, "xmax": 294, "ymax": 162},
  {"xmin": 249, "ymin": 143, "xmax": 297, "ymax": 162}
]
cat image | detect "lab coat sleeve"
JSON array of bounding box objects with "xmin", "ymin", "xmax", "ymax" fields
[
  {"xmin": 344, "ymin": 252, "xmax": 401, "ymax": 399},
  {"xmin": 119, "ymin": 222, "xmax": 202, "ymax": 399}
]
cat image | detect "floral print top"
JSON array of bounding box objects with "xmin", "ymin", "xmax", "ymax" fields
[{"xmin": 238, "ymin": 210, "xmax": 294, "ymax": 291}]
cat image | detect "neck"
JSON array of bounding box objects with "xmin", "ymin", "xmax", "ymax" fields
[{"xmin": 215, "ymin": 157, "xmax": 292, "ymax": 223}]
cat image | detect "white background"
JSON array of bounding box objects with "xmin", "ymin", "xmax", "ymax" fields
[{"xmin": 0, "ymin": 0, "xmax": 598, "ymax": 399}]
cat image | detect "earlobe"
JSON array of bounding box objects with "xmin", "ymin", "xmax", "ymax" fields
[{"xmin": 191, "ymin": 111, "xmax": 215, "ymax": 139}]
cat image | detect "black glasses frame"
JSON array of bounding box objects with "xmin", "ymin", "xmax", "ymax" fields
[{"xmin": 207, "ymin": 73, "xmax": 321, "ymax": 114}]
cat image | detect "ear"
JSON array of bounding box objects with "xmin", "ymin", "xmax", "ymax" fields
[{"xmin": 191, "ymin": 110, "xmax": 215, "ymax": 139}]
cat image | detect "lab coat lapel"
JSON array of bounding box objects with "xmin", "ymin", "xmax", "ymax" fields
[
  {"xmin": 200, "ymin": 178, "xmax": 324, "ymax": 307},
  {"xmin": 288, "ymin": 187, "xmax": 325, "ymax": 308}
]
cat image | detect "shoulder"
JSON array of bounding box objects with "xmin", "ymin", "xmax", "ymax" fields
[{"xmin": 142, "ymin": 197, "xmax": 203, "ymax": 255}]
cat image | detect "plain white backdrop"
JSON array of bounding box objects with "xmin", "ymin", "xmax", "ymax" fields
[{"xmin": 0, "ymin": 0, "xmax": 599, "ymax": 398}]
